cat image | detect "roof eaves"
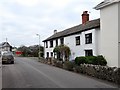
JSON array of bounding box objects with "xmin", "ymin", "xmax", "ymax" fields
[
  {"xmin": 43, "ymin": 25, "xmax": 100, "ymax": 42},
  {"xmin": 94, "ymin": 0, "xmax": 120, "ymax": 10}
]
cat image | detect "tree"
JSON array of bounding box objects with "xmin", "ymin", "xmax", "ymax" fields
[
  {"xmin": 28, "ymin": 45, "xmax": 44, "ymax": 57},
  {"xmin": 53, "ymin": 44, "xmax": 71, "ymax": 61},
  {"xmin": 17, "ymin": 45, "xmax": 44, "ymax": 57},
  {"xmin": 17, "ymin": 45, "xmax": 31, "ymax": 57}
]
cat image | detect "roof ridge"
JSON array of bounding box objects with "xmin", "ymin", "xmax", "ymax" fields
[
  {"xmin": 43, "ymin": 18, "xmax": 100, "ymax": 42},
  {"xmin": 54, "ymin": 18, "xmax": 100, "ymax": 35}
]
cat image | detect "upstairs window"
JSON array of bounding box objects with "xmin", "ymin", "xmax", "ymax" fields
[
  {"xmin": 56, "ymin": 39, "xmax": 58, "ymax": 46},
  {"xmin": 50, "ymin": 40, "xmax": 53, "ymax": 48},
  {"xmin": 46, "ymin": 41, "xmax": 48, "ymax": 48},
  {"xmin": 85, "ymin": 50, "xmax": 93, "ymax": 56},
  {"xmin": 60, "ymin": 38, "xmax": 64, "ymax": 45},
  {"xmin": 85, "ymin": 33, "xmax": 92, "ymax": 44},
  {"xmin": 75, "ymin": 36, "xmax": 80, "ymax": 45}
]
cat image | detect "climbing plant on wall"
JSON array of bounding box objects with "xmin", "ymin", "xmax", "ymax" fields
[{"xmin": 53, "ymin": 44, "xmax": 71, "ymax": 61}]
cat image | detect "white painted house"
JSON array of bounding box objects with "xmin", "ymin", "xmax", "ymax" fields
[
  {"xmin": 0, "ymin": 42, "xmax": 12, "ymax": 55},
  {"xmin": 94, "ymin": 0, "xmax": 120, "ymax": 67},
  {"xmin": 43, "ymin": 0, "xmax": 120, "ymax": 67},
  {"xmin": 43, "ymin": 11, "xmax": 100, "ymax": 61}
]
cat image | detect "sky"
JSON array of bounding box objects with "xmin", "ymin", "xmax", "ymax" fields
[{"xmin": 0, "ymin": 0, "xmax": 102, "ymax": 47}]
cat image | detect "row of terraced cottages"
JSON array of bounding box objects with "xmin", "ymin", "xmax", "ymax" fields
[{"xmin": 43, "ymin": 0, "xmax": 120, "ymax": 67}]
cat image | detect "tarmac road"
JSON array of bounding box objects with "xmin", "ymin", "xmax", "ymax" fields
[{"xmin": 2, "ymin": 57, "xmax": 118, "ymax": 88}]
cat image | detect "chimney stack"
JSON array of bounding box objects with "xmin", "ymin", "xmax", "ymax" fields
[
  {"xmin": 82, "ymin": 11, "xmax": 89, "ymax": 24},
  {"xmin": 54, "ymin": 30, "xmax": 57, "ymax": 34}
]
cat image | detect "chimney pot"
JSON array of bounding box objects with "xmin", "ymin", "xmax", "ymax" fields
[
  {"xmin": 82, "ymin": 11, "xmax": 89, "ymax": 24},
  {"xmin": 54, "ymin": 30, "xmax": 57, "ymax": 34}
]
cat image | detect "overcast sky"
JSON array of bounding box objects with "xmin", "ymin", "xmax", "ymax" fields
[{"xmin": 0, "ymin": 0, "xmax": 102, "ymax": 47}]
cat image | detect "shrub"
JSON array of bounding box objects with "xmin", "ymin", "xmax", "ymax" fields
[
  {"xmin": 96, "ymin": 55, "xmax": 107, "ymax": 66},
  {"xmin": 75, "ymin": 57, "xmax": 87, "ymax": 65},
  {"xmin": 75, "ymin": 55, "xmax": 107, "ymax": 66},
  {"xmin": 63, "ymin": 61, "xmax": 75, "ymax": 71},
  {"xmin": 86, "ymin": 56, "xmax": 97, "ymax": 65}
]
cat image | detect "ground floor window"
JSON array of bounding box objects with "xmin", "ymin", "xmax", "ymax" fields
[
  {"xmin": 85, "ymin": 50, "xmax": 93, "ymax": 56},
  {"xmin": 51, "ymin": 52, "xmax": 53, "ymax": 57},
  {"xmin": 47, "ymin": 52, "xmax": 49, "ymax": 58}
]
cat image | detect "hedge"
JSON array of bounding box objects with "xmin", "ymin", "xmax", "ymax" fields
[{"xmin": 75, "ymin": 55, "xmax": 107, "ymax": 66}]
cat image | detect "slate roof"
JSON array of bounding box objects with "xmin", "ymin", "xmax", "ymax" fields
[
  {"xmin": 94, "ymin": 0, "xmax": 120, "ymax": 10},
  {"xmin": 0, "ymin": 42, "xmax": 11, "ymax": 48},
  {"xmin": 43, "ymin": 18, "xmax": 100, "ymax": 42}
]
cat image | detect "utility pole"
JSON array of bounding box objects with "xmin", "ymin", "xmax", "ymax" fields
[{"xmin": 36, "ymin": 34, "xmax": 41, "ymax": 59}]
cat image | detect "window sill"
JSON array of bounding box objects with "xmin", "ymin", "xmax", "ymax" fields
[
  {"xmin": 85, "ymin": 43, "xmax": 92, "ymax": 44},
  {"xmin": 76, "ymin": 44, "xmax": 80, "ymax": 46}
]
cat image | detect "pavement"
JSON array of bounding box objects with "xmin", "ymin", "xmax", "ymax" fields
[{"xmin": 2, "ymin": 57, "xmax": 119, "ymax": 88}]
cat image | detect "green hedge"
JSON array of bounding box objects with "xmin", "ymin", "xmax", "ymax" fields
[
  {"xmin": 75, "ymin": 57, "xmax": 87, "ymax": 65},
  {"xmin": 75, "ymin": 55, "xmax": 107, "ymax": 66},
  {"xmin": 96, "ymin": 55, "xmax": 107, "ymax": 66}
]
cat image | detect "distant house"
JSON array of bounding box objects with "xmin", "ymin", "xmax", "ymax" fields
[
  {"xmin": 0, "ymin": 42, "xmax": 12, "ymax": 53},
  {"xmin": 43, "ymin": 0, "xmax": 120, "ymax": 67}
]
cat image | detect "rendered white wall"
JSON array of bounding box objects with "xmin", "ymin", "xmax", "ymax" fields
[
  {"xmin": 100, "ymin": 3, "xmax": 119, "ymax": 67},
  {"xmin": 44, "ymin": 28, "xmax": 100, "ymax": 60},
  {"xmin": 118, "ymin": 2, "xmax": 120, "ymax": 67}
]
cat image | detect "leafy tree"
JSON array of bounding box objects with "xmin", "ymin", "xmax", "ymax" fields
[
  {"xmin": 17, "ymin": 45, "xmax": 30, "ymax": 57},
  {"xmin": 17, "ymin": 45, "xmax": 44, "ymax": 57}
]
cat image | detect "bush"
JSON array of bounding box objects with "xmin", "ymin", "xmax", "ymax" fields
[
  {"xmin": 75, "ymin": 55, "xmax": 107, "ymax": 66},
  {"xmin": 75, "ymin": 57, "xmax": 87, "ymax": 65},
  {"xmin": 86, "ymin": 56, "xmax": 97, "ymax": 65},
  {"xmin": 63, "ymin": 61, "xmax": 75, "ymax": 71},
  {"xmin": 96, "ymin": 55, "xmax": 107, "ymax": 66}
]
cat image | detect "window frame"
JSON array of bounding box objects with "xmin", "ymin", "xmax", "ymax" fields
[
  {"xmin": 50, "ymin": 40, "xmax": 53, "ymax": 48},
  {"xmin": 46, "ymin": 52, "xmax": 49, "ymax": 58},
  {"xmin": 85, "ymin": 50, "xmax": 93, "ymax": 56},
  {"xmin": 46, "ymin": 41, "xmax": 48, "ymax": 48},
  {"xmin": 85, "ymin": 33, "xmax": 92, "ymax": 44},
  {"xmin": 60, "ymin": 38, "xmax": 64, "ymax": 45},
  {"xmin": 56, "ymin": 39, "xmax": 58, "ymax": 46},
  {"xmin": 51, "ymin": 52, "xmax": 53, "ymax": 57},
  {"xmin": 75, "ymin": 36, "xmax": 80, "ymax": 46}
]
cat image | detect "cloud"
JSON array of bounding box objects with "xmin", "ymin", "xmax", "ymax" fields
[
  {"xmin": 0, "ymin": 0, "xmax": 101, "ymax": 47},
  {"xmin": 16, "ymin": 0, "xmax": 40, "ymax": 7},
  {"xmin": 15, "ymin": 0, "xmax": 72, "ymax": 8}
]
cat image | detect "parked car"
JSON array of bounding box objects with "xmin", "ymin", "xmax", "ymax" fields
[{"xmin": 2, "ymin": 51, "xmax": 14, "ymax": 64}]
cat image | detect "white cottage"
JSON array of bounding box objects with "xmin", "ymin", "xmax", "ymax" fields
[
  {"xmin": 43, "ymin": 0, "xmax": 120, "ymax": 67},
  {"xmin": 43, "ymin": 11, "xmax": 100, "ymax": 61},
  {"xmin": 0, "ymin": 42, "xmax": 12, "ymax": 55}
]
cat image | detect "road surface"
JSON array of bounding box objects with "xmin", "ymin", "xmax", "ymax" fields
[{"xmin": 2, "ymin": 57, "xmax": 118, "ymax": 88}]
